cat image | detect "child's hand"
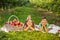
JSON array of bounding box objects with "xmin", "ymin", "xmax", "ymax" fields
[{"xmin": 42, "ymin": 25, "xmax": 46, "ymax": 27}]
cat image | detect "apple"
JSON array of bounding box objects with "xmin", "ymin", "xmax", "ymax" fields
[
  {"xmin": 20, "ymin": 22, "xmax": 23, "ymax": 26},
  {"xmin": 18, "ymin": 22, "xmax": 23, "ymax": 27},
  {"xmin": 9, "ymin": 21, "xmax": 12, "ymax": 25},
  {"xmin": 14, "ymin": 23, "xmax": 17, "ymax": 26},
  {"xmin": 11, "ymin": 22, "xmax": 16, "ymax": 26},
  {"xmin": 18, "ymin": 22, "xmax": 20, "ymax": 25},
  {"xmin": 18, "ymin": 23, "xmax": 21, "ymax": 27},
  {"xmin": 58, "ymin": 30, "xmax": 60, "ymax": 32},
  {"xmin": 13, "ymin": 19, "xmax": 17, "ymax": 23}
]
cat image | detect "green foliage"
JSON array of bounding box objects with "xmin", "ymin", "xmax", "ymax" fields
[
  {"xmin": 29, "ymin": 0, "xmax": 60, "ymax": 13},
  {"xmin": 0, "ymin": 0, "xmax": 29, "ymax": 9},
  {"xmin": 0, "ymin": 31, "xmax": 60, "ymax": 40}
]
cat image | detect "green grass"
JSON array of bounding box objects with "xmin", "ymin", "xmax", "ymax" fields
[
  {"xmin": 0, "ymin": 31, "xmax": 60, "ymax": 40},
  {"xmin": 0, "ymin": 6, "xmax": 60, "ymax": 27},
  {"xmin": 0, "ymin": 6, "xmax": 43, "ymax": 27}
]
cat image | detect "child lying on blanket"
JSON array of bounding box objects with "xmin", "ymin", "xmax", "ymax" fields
[
  {"xmin": 24, "ymin": 19, "xmax": 35, "ymax": 31},
  {"xmin": 39, "ymin": 17, "xmax": 49, "ymax": 32}
]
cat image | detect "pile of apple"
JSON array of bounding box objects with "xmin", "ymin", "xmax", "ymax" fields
[{"xmin": 5, "ymin": 19, "xmax": 23, "ymax": 27}]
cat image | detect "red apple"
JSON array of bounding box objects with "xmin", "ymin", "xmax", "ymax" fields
[
  {"xmin": 58, "ymin": 30, "xmax": 60, "ymax": 32},
  {"xmin": 20, "ymin": 22, "xmax": 23, "ymax": 26},
  {"xmin": 18, "ymin": 22, "xmax": 23, "ymax": 27},
  {"xmin": 13, "ymin": 19, "xmax": 17, "ymax": 23},
  {"xmin": 14, "ymin": 23, "xmax": 17, "ymax": 26},
  {"xmin": 15, "ymin": 21, "xmax": 19, "ymax": 25},
  {"xmin": 9, "ymin": 21, "xmax": 12, "ymax": 25},
  {"xmin": 11, "ymin": 23, "xmax": 15, "ymax": 26},
  {"xmin": 18, "ymin": 22, "xmax": 20, "ymax": 25}
]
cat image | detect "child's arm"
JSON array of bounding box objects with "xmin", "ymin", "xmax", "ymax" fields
[
  {"xmin": 24, "ymin": 25, "xmax": 29, "ymax": 31},
  {"xmin": 39, "ymin": 23, "xmax": 43, "ymax": 31},
  {"xmin": 40, "ymin": 26, "xmax": 43, "ymax": 32},
  {"xmin": 44, "ymin": 23, "xmax": 49, "ymax": 32},
  {"xmin": 30, "ymin": 27, "xmax": 35, "ymax": 31},
  {"xmin": 24, "ymin": 27, "xmax": 29, "ymax": 31},
  {"xmin": 44, "ymin": 27, "xmax": 48, "ymax": 32}
]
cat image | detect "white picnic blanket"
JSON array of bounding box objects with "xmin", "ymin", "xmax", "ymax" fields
[
  {"xmin": 0, "ymin": 24, "xmax": 60, "ymax": 34},
  {"xmin": 48, "ymin": 24, "xmax": 60, "ymax": 34},
  {"xmin": 1, "ymin": 24, "xmax": 14, "ymax": 32},
  {"xmin": 35, "ymin": 24, "xmax": 60, "ymax": 34}
]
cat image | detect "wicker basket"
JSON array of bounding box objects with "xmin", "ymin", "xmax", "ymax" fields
[{"xmin": 3, "ymin": 15, "xmax": 23, "ymax": 32}]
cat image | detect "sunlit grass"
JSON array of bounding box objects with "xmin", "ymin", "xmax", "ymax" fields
[{"xmin": 0, "ymin": 31, "xmax": 60, "ymax": 40}]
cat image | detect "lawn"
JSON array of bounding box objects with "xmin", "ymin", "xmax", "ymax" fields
[{"xmin": 0, "ymin": 31, "xmax": 60, "ymax": 40}]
